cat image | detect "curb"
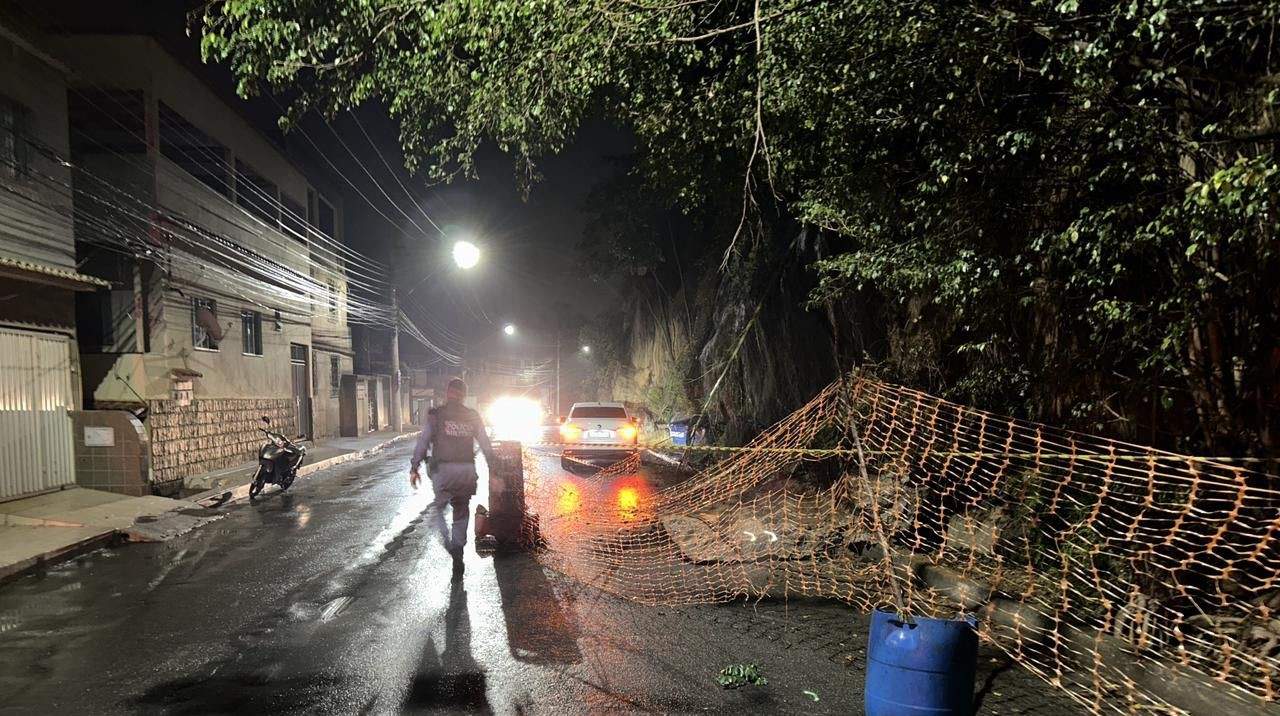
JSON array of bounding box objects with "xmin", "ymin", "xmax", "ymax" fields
[
  {"xmin": 643, "ymin": 449, "xmax": 683, "ymax": 467},
  {"xmin": 190, "ymin": 432, "xmax": 416, "ymax": 508},
  {"xmin": 0, "ymin": 528, "xmax": 119, "ymax": 585}
]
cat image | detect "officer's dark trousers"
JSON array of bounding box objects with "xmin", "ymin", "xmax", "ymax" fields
[{"xmin": 429, "ymin": 462, "xmax": 478, "ymax": 551}]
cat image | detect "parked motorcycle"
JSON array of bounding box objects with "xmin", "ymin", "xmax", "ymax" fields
[{"xmin": 249, "ymin": 416, "xmax": 306, "ymax": 499}]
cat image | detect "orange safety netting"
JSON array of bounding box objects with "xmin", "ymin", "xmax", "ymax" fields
[{"xmin": 519, "ymin": 375, "xmax": 1280, "ymax": 715}]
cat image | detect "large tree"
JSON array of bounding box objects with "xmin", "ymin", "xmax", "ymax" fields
[{"xmin": 202, "ymin": 1, "xmax": 1280, "ymax": 456}]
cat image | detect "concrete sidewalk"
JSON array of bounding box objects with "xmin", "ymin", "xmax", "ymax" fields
[
  {"xmin": 185, "ymin": 429, "xmax": 418, "ymax": 507},
  {"xmin": 0, "ymin": 430, "xmax": 418, "ymax": 584},
  {"xmin": 0, "ymin": 488, "xmax": 209, "ymax": 582}
]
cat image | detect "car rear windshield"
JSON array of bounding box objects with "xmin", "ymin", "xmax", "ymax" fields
[{"xmin": 571, "ymin": 406, "xmax": 628, "ymax": 419}]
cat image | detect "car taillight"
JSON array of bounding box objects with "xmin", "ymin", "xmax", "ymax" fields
[
  {"xmin": 617, "ymin": 423, "xmax": 637, "ymax": 442},
  {"xmin": 560, "ymin": 422, "xmax": 582, "ymax": 441}
]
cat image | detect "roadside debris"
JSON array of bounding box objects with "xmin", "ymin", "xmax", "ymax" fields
[{"xmin": 716, "ymin": 663, "xmax": 768, "ymax": 688}]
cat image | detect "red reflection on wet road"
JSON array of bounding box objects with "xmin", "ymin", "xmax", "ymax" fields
[
  {"xmin": 529, "ymin": 454, "xmax": 663, "ymax": 533},
  {"xmin": 616, "ymin": 487, "xmax": 638, "ymax": 520},
  {"xmin": 610, "ymin": 475, "xmax": 653, "ymax": 523},
  {"xmin": 556, "ymin": 483, "xmax": 581, "ymax": 515}
]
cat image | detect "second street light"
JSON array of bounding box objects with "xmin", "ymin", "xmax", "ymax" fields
[{"xmin": 498, "ymin": 324, "xmax": 566, "ymax": 414}]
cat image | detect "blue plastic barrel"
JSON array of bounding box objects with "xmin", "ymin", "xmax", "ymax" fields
[
  {"xmin": 669, "ymin": 421, "xmax": 689, "ymax": 446},
  {"xmin": 865, "ymin": 610, "xmax": 978, "ymax": 716}
]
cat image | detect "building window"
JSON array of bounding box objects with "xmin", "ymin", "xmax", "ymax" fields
[
  {"xmin": 235, "ymin": 158, "xmax": 279, "ymax": 225},
  {"xmin": 159, "ymin": 102, "xmax": 231, "ymax": 198},
  {"xmin": 330, "ymin": 355, "xmax": 341, "ymax": 397},
  {"xmin": 0, "ymin": 96, "xmax": 31, "ymax": 178},
  {"xmin": 328, "ymin": 282, "xmax": 338, "ymax": 317},
  {"xmin": 315, "ymin": 194, "xmax": 336, "ymax": 239},
  {"xmin": 69, "ymin": 89, "xmax": 146, "ymax": 155},
  {"xmin": 241, "ymin": 310, "xmax": 263, "ymax": 356},
  {"xmin": 281, "ymin": 192, "xmax": 307, "ymax": 244},
  {"xmin": 191, "ymin": 297, "xmax": 220, "ymax": 351}
]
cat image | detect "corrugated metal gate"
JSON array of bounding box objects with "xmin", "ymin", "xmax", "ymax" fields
[{"xmin": 0, "ymin": 328, "xmax": 76, "ymax": 501}]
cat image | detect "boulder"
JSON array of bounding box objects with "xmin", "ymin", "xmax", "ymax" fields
[
  {"xmin": 979, "ymin": 597, "xmax": 1050, "ymax": 639},
  {"xmin": 1058, "ymin": 625, "xmax": 1280, "ymax": 716},
  {"xmin": 916, "ymin": 562, "xmax": 993, "ymax": 609},
  {"xmin": 661, "ymin": 514, "xmax": 735, "ymax": 562},
  {"xmin": 944, "ymin": 507, "xmax": 1007, "ymax": 556}
]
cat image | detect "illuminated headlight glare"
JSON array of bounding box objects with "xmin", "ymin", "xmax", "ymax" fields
[{"xmin": 485, "ymin": 396, "xmax": 544, "ymax": 443}]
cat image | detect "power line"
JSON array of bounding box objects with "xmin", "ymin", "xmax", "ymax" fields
[
  {"xmin": 6, "ymin": 0, "xmax": 397, "ymax": 288},
  {"xmin": 269, "ymin": 95, "xmax": 440, "ymax": 249},
  {"xmin": 24, "ymin": 103, "xmax": 395, "ymax": 317},
  {"xmin": 321, "ymin": 112, "xmax": 437, "ymax": 239},
  {"xmin": 346, "ymin": 108, "xmax": 442, "ymax": 233},
  {"xmin": 7, "ymin": 135, "xmax": 397, "ymax": 327},
  {"xmin": 150, "ymin": 110, "xmax": 393, "ymax": 286},
  {"xmin": 8, "ymin": 6, "xmax": 501, "ymax": 346}
]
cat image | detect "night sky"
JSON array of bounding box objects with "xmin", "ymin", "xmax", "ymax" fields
[{"xmin": 331, "ymin": 108, "xmax": 634, "ymax": 359}]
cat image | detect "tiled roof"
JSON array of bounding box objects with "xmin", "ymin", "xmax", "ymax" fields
[{"xmin": 0, "ymin": 256, "xmax": 111, "ymax": 290}]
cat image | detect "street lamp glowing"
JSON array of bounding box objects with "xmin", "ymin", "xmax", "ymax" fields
[
  {"xmin": 581, "ymin": 345, "xmax": 591, "ymax": 354},
  {"xmin": 503, "ymin": 323, "xmax": 517, "ymax": 336},
  {"xmin": 452, "ymin": 240, "xmax": 480, "ymax": 269}
]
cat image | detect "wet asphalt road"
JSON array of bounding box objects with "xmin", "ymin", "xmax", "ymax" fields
[{"xmin": 0, "ymin": 445, "xmax": 1083, "ymax": 715}]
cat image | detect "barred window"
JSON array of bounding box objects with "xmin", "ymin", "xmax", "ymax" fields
[
  {"xmin": 330, "ymin": 355, "xmax": 341, "ymax": 397},
  {"xmin": 191, "ymin": 297, "xmax": 220, "ymax": 351},
  {"xmin": 241, "ymin": 310, "xmax": 263, "ymax": 356},
  {"xmin": 0, "ymin": 96, "xmax": 31, "ymax": 178}
]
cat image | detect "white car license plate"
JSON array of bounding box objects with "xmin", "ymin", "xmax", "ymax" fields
[{"xmin": 589, "ymin": 430, "xmax": 611, "ymax": 438}]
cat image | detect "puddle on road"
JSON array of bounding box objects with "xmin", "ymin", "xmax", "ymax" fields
[
  {"xmin": 320, "ymin": 596, "xmax": 353, "ymax": 622},
  {"xmin": 144, "ymin": 549, "xmax": 188, "ymax": 593},
  {"xmin": 359, "ymin": 490, "xmax": 432, "ymax": 564},
  {"xmin": 293, "ymin": 503, "xmax": 313, "ymax": 529}
]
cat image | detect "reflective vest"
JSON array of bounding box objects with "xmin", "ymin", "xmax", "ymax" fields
[{"xmin": 430, "ymin": 402, "xmax": 482, "ymax": 464}]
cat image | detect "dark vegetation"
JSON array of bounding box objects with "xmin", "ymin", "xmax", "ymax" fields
[{"xmin": 202, "ymin": 0, "xmax": 1279, "ymax": 458}]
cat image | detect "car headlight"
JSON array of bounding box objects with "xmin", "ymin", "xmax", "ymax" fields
[{"xmin": 485, "ymin": 396, "xmax": 545, "ymax": 442}]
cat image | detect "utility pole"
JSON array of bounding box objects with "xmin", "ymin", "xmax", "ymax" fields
[
  {"xmin": 555, "ymin": 331, "xmax": 561, "ymax": 416},
  {"xmin": 389, "ymin": 287, "xmax": 402, "ymax": 432}
]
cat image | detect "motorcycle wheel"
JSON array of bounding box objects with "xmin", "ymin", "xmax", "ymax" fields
[
  {"xmin": 279, "ymin": 471, "xmax": 295, "ymax": 491},
  {"xmin": 249, "ymin": 468, "xmax": 266, "ymax": 499}
]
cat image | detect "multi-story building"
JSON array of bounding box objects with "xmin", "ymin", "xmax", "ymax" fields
[
  {"xmin": 0, "ymin": 22, "xmax": 110, "ymax": 501},
  {"xmin": 54, "ymin": 35, "xmax": 355, "ymax": 490}
]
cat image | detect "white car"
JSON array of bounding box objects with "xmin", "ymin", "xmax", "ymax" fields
[{"xmin": 560, "ymin": 401, "xmax": 639, "ymax": 469}]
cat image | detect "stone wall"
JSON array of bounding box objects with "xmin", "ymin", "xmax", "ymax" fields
[{"xmin": 148, "ymin": 398, "xmax": 296, "ymax": 487}]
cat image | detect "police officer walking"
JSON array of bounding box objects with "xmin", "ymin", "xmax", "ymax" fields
[{"xmin": 409, "ymin": 378, "xmax": 496, "ymax": 576}]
